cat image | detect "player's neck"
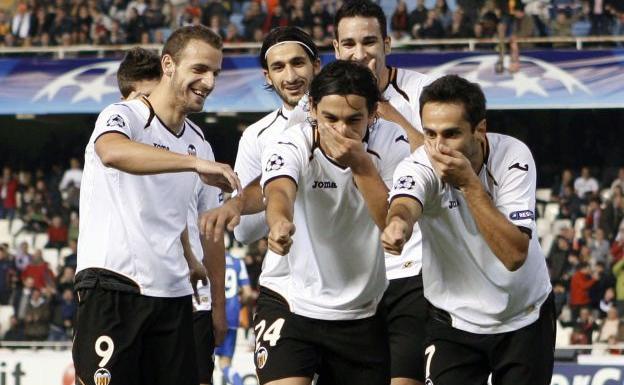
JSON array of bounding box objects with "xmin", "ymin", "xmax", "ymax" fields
[
  {"xmin": 378, "ymin": 66, "xmax": 391, "ymax": 92},
  {"xmin": 147, "ymin": 83, "xmax": 186, "ymax": 134}
]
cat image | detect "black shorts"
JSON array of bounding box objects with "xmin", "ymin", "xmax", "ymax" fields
[
  {"xmin": 382, "ymin": 274, "xmax": 426, "ymax": 381},
  {"xmin": 253, "ymin": 287, "xmax": 390, "ymax": 385},
  {"xmin": 72, "ymin": 268, "xmax": 198, "ymax": 385},
  {"xmin": 424, "ymin": 292, "xmax": 556, "ymax": 385},
  {"xmin": 193, "ymin": 310, "xmax": 215, "ymax": 384}
]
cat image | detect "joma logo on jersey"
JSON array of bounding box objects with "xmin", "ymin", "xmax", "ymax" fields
[
  {"xmin": 153, "ymin": 143, "xmax": 169, "ymax": 151},
  {"xmin": 312, "ymin": 181, "xmax": 337, "ymax": 189},
  {"xmin": 448, "ymin": 200, "xmax": 459, "ymax": 209},
  {"xmin": 510, "ymin": 210, "xmax": 534, "ymax": 220}
]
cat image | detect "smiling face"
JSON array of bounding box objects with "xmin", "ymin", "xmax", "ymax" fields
[
  {"xmin": 311, "ymin": 94, "xmax": 374, "ymax": 142},
  {"xmin": 421, "ymin": 102, "xmax": 484, "ymax": 166},
  {"xmin": 264, "ymin": 42, "xmax": 319, "ymax": 109},
  {"xmin": 163, "ymin": 39, "xmax": 222, "ymax": 113},
  {"xmin": 334, "ymin": 16, "xmax": 390, "ymax": 83}
]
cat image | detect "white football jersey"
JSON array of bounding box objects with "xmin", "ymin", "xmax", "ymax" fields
[
  {"xmin": 389, "ymin": 133, "xmax": 552, "ymax": 334},
  {"xmin": 189, "ymin": 140, "xmax": 223, "ymax": 312},
  {"xmin": 383, "ymin": 67, "xmax": 434, "ymax": 280},
  {"xmin": 78, "ymin": 99, "xmax": 207, "ymax": 297},
  {"xmin": 260, "ymin": 120, "xmax": 410, "ymax": 320},
  {"xmin": 233, "ymin": 106, "xmax": 294, "ymax": 299}
]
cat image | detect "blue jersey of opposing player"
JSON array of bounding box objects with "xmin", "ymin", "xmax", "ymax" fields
[{"xmin": 224, "ymin": 254, "xmax": 250, "ymax": 329}]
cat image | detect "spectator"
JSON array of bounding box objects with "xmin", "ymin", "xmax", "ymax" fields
[
  {"xmin": 548, "ymin": 235, "xmax": 572, "ymax": 281},
  {"xmin": 612, "ymin": 227, "xmax": 624, "ymax": 263},
  {"xmin": 553, "ymin": 280, "xmax": 568, "ymax": 317},
  {"xmin": 599, "ymin": 287, "xmax": 616, "ymax": 317},
  {"xmin": 14, "ymin": 242, "xmax": 32, "ymax": 272},
  {"xmin": 575, "ymin": 166, "xmax": 600, "ymax": 200},
  {"xmin": 49, "ymin": 7, "xmax": 73, "ymax": 44},
  {"xmin": 0, "ymin": 245, "xmax": 15, "ymax": 305},
  {"xmin": 109, "ymin": 19, "xmax": 127, "ymax": 44},
  {"xmin": 62, "ymin": 239, "xmax": 77, "ymax": 270},
  {"xmin": 21, "ymin": 249, "xmax": 55, "ymax": 290},
  {"xmin": 0, "ymin": 9, "xmax": 11, "ymax": 44},
  {"xmin": 598, "ymin": 306, "xmax": 624, "ymax": 342},
  {"xmin": 611, "ymin": 167, "xmax": 624, "ymax": 192},
  {"xmin": 589, "ymin": 261, "xmax": 615, "ymax": 310},
  {"xmin": 208, "ymin": 14, "xmax": 224, "ymax": 37},
  {"xmin": 223, "ymin": 22, "xmax": 243, "ymax": 43},
  {"xmin": 391, "ymin": 0, "xmax": 410, "ymax": 39},
  {"xmin": 29, "ymin": 7, "xmax": 52, "ymax": 43},
  {"xmin": 23, "ymin": 288, "xmax": 50, "ymax": 341},
  {"xmin": 144, "ymin": 0, "xmax": 165, "ymax": 29},
  {"xmin": 420, "ymin": 10, "xmax": 446, "ymax": 38},
  {"xmin": 434, "ymin": 0, "xmax": 453, "ymax": 29},
  {"xmin": 76, "ymin": 5, "xmax": 93, "ymax": 38},
  {"xmin": 242, "ymin": 1, "xmax": 265, "ymax": 40},
  {"xmin": 56, "ymin": 266, "xmax": 74, "ymax": 293},
  {"xmin": 573, "ymin": 306, "xmax": 599, "ymax": 344},
  {"xmin": 126, "ymin": 0, "xmax": 148, "ymax": 17},
  {"xmin": 11, "ymin": 3, "xmax": 31, "ymax": 40},
  {"xmin": 46, "ymin": 215, "xmax": 68, "ymax": 250},
  {"xmin": 601, "ymin": 194, "xmax": 624, "ymax": 241},
  {"xmin": 550, "ymin": 10, "xmax": 575, "ymax": 45},
  {"xmin": 48, "ymin": 288, "xmax": 75, "ymax": 341},
  {"xmin": 559, "ymin": 186, "xmax": 583, "ymax": 222},
  {"xmin": 570, "ymin": 262, "xmax": 598, "ymax": 319},
  {"xmin": 2, "ymin": 316, "xmax": 25, "ymax": 341},
  {"xmin": 12, "ymin": 276, "xmax": 35, "ymax": 322},
  {"xmin": 125, "ymin": 7, "xmax": 145, "ymax": 43},
  {"xmin": 448, "ymin": 8, "xmax": 475, "ymax": 37},
  {"xmin": 289, "ymin": 0, "xmax": 310, "ymax": 30},
  {"xmin": 591, "ymin": 228, "xmax": 611, "ymax": 266},
  {"xmin": 309, "ymin": 0, "xmax": 331, "ymax": 29},
  {"xmin": 613, "ymin": 256, "xmax": 624, "ymax": 315},
  {"xmin": 409, "ymin": 0, "xmax": 429, "ymax": 33},
  {"xmin": 553, "ymin": 168, "xmax": 575, "ymax": 200},
  {"xmin": 108, "ymin": 0, "xmax": 126, "ymax": 24},
  {"xmin": 262, "ymin": 4, "xmax": 288, "ymax": 33},
  {"xmin": 0, "ymin": 166, "xmax": 18, "ymax": 229},
  {"xmin": 589, "ymin": 0, "xmax": 614, "ymax": 35}
]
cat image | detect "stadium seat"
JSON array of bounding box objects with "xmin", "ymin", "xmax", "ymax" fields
[
  {"xmin": 0, "ymin": 305, "xmax": 13, "ymax": 338},
  {"xmin": 556, "ymin": 321, "xmax": 573, "ymax": 347},
  {"xmin": 552, "ymin": 219, "xmax": 573, "ymax": 235},
  {"xmin": 536, "ymin": 188, "xmax": 552, "ymax": 203},
  {"xmin": 33, "ymin": 233, "xmax": 49, "ymax": 250},
  {"xmin": 574, "ymin": 217, "xmax": 586, "ymax": 239},
  {"xmin": 9, "ymin": 218, "xmax": 23, "ymax": 235},
  {"xmin": 540, "ymin": 233, "xmax": 555, "ymax": 253},
  {"xmin": 544, "ymin": 203, "xmax": 560, "ymax": 222},
  {"xmin": 0, "ymin": 219, "xmax": 9, "ymax": 245},
  {"xmin": 13, "ymin": 231, "xmax": 34, "ymax": 249},
  {"xmin": 536, "ymin": 218, "xmax": 552, "ymax": 239},
  {"xmin": 42, "ymin": 248, "xmax": 60, "ymax": 273}
]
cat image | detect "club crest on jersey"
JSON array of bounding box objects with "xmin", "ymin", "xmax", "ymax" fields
[
  {"xmin": 187, "ymin": 144, "xmax": 197, "ymax": 156},
  {"xmin": 93, "ymin": 368, "xmax": 111, "ymax": 385},
  {"xmin": 106, "ymin": 114, "xmax": 125, "ymax": 128},
  {"xmin": 394, "ymin": 176, "xmax": 416, "ymax": 190},
  {"xmin": 266, "ymin": 154, "xmax": 285, "ymax": 172},
  {"xmin": 256, "ymin": 347, "xmax": 269, "ymax": 369},
  {"xmin": 510, "ymin": 210, "xmax": 534, "ymax": 220}
]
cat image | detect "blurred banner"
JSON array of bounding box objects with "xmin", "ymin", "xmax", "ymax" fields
[
  {"xmin": 1, "ymin": 49, "xmax": 624, "ymax": 115},
  {"xmin": 0, "ymin": 347, "xmax": 623, "ymax": 385}
]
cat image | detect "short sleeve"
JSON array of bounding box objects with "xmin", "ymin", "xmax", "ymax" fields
[
  {"xmin": 389, "ymin": 153, "xmax": 436, "ymax": 210},
  {"xmin": 92, "ymin": 104, "xmax": 135, "ymax": 143},
  {"xmin": 495, "ymin": 143, "xmax": 537, "ymax": 229},
  {"xmin": 234, "ymin": 131, "xmax": 262, "ymax": 188},
  {"xmin": 260, "ymin": 135, "xmax": 304, "ymax": 191},
  {"xmin": 377, "ymin": 124, "xmax": 411, "ymax": 188}
]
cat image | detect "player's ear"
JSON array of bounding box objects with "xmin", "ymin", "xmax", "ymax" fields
[
  {"xmin": 263, "ymin": 69, "xmax": 273, "ymax": 88},
  {"xmin": 384, "ymin": 35, "xmax": 391, "ymax": 55},
  {"xmin": 313, "ymin": 58, "xmax": 321, "ymax": 75},
  {"xmin": 332, "ymin": 38, "xmax": 339, "ymax": 59},
  {"xmin": 162, "ymin": 54, "xmax": 174, "ymax": 78},
  {"xmin": 309, "ymin": 97, "xmax": 318, "ymax": 120},
  {"xmin": 368, "ymin": 102, "xmax": 378, "ymax": 125},
  {"xmin": 475, "ymin": 119, "xmax": 486, "ymax": 135}
]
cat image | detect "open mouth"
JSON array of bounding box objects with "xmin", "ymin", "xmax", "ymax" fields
[
  {"xmin": 283, "ymin": 83, "xmax": 304, "ymax": 92},
  {"xmin": 191, "ymin": 88, "xmax": 208, "ymax": 99}
]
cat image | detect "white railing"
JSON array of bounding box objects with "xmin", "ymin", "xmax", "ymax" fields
[{"xmin": 0, "ymin": 36, "xmax": 623, "ymax": 58}]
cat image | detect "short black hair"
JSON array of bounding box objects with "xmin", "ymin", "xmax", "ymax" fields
[
  {"xmin": 260, "ymin": 26, "xmax": 319, "ymax": 70},
  {"xmin": 309, "ymin": 60, "xmax": 381, "ymax": 114},
  {"xmin": 419, "ymin": 75, "xmax": 486, "ymax": 130},
  {"xmin": 334, "ymin": 0, "xmax": 388, "ymax": 39},
  {"xmin": 117, "ymin": 47, "xmax": 161, "ymax": 98}
]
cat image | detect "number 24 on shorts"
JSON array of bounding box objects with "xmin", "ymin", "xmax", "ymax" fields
[{"xmin": 254, "ymin": 318, "xmax": 285, "ymax": 350}]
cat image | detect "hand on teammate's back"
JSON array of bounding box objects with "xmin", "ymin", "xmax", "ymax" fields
[
  {"xmin": 268, "ymin": 220, "xmax": 296, "ymax": 255},
  {"xmin": 194, "ymin": 158, "xmax": 242, "ymax": 194},
  {"xmin": 199, "ymin": 198, "xmax": 243, "ymax": 242}
]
